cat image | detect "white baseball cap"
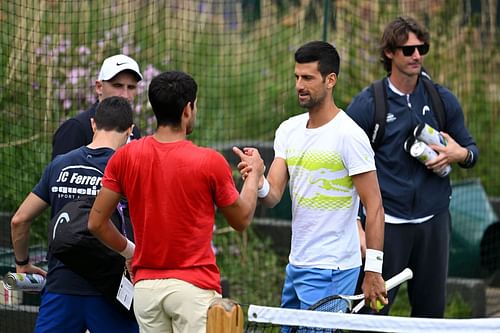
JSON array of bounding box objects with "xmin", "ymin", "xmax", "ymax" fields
[{"xmin": 98, "ymin": 54, "xmax": 143, "ymax": 81}]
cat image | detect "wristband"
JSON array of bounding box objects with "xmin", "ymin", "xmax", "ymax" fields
[
  {"xmin": 257, "ymin": 178, "xmax": 270, "ymax": 198},
  {"xmin": 364, "ymin": 249, "xmax": 383, "ymax": 273},
  {"xmin": 459, "ymin": 149, "xmax": 474, "ymax": 168},
  {"xmin": 119, "ymin": 239, "xmax": 135, "ymax": 260},
  {"xmin": 15, "ymin": 256, "xmax": 30, "ymax": 266}
]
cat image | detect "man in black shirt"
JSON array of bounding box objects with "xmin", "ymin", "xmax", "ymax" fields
[{"xmin": 52, "ymin": 54, "xmax": 143, "ymax": 159}]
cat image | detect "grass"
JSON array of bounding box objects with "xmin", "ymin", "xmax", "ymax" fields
[
  {"xmin": 215, "ymin": 217, "xmax": 284, "ymax": 307},
  {"xmin": 390, "ymin": 283, "xmax": 472, "ymax": 318}
]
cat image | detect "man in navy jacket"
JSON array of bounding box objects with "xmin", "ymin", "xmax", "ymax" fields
[{"xmin": 347, "ymin": 16, "xmax": 478, "ymax": 318}]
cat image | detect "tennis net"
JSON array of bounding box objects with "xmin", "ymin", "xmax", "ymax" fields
[{"xmin": 245, "ymin": 305, "xmax": 500, "ymax": 333}]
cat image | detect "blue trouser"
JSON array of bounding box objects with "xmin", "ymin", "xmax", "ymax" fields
[
  {"xmin": 280, "ymin": 264, "xmax": 360, "ymax": 310},
  {"xmin": 377, "ymin": 210, "xmax": 450, "ymax": 318},
  {"xmin": 34, "ymin": 291, "xmax": 139, "ymax": 333}
]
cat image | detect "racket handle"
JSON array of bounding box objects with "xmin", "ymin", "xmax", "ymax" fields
[
  {"xmin": 351, "ymin": 268, "xmax": 413, "ymax": 313},
  {"xmin": 385, "ymin": 268, "xmax": 413, "ymax": 291}
]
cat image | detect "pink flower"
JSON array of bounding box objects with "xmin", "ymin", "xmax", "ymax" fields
[
  {"xmin": 77, "ymin": 46, "xmax": 91, "ymax": 55},
  {"xmin": 63, "ymin": 99, "xmax": 72, "ymax": 110},
  {"xmin": 66, "ymin": 67, "xmax": 89, "ymax": 85}
]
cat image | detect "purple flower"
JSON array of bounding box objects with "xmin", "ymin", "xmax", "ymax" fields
[
  {"xmin": 86, "ymin": 93, "xmax": 97, "ymax": 104},
  {"xmin": 58, "ymin": 87, "xmax": 67, "ymax": 100},
  {"xmin": 42, "ymin": 35, "xmax": 52, "ymax": 46},
  {"xmin": 121, "ymin": 25, "xmax": 129, "ymax": 35},
  {"xmin": 35, "ymin": 47, "xmax": 45, "ymax": 57},
  {"xmin": 66, "ymin": 67, "xmax": 89, "ymax": 85},
  {"xmin": 77, "ymin": 46, "xmax": 91, "ymax": 55},
  {"xmin": 137, "ymin": 81, "xmax": 147, "ymax": 95},
  {"xmin": 198, "ymin": 1, "xmax": 207, "ymax": 13},
  {"xmin": 57, "ymin": 39, "xmax": 71, "ymax": 54},
  {"xmin": 63, "ymin": 99, "xmax": 72, "ymax": 110},
  {"xmin": 143, "ymin": 64, "xmax": 161, "ymax": 82}
]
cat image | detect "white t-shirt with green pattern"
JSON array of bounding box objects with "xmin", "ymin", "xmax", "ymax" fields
[{"xmin": 274, "ymin": 110, "xmax": 375, "ymax": 270}]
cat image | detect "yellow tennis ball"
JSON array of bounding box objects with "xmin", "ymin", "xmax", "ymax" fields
[{"xmin": 370, "ymin": 299, "xmax": 385, "ymax": 311}]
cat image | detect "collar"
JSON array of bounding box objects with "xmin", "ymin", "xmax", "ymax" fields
[{"xmin": 387, "ymin": 77, "xmax": 406, "ymax": 96}]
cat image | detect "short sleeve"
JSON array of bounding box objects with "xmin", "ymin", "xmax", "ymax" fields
[
  {"xmin": 101, "ymin": 150, "xmax": 125, "ymax": 195},
  {"xmin": 207, "ymin": 151, "xmax": 239, "ymax": 208}
]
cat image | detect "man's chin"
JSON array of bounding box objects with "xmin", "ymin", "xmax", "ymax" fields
[{"xmin": 297, "ymin": 99, "xmax": 310, "ymax": 108}]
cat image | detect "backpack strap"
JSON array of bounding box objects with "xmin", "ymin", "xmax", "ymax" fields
[
  {"xmin": 420, "ymin": 76, "xmax": 446, "ymax": 129},
  {"xmin": 370, "ymin": 79, "xmax": 388, "ymax": 149},
  {"xmin": 370, "ymin": 75, "xmax": 446, "ymax": 150}
]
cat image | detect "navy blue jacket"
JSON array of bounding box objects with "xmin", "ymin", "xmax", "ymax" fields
[{"xmin": 346, "ymin": 77, "xmax": 478, "ymax": 219}]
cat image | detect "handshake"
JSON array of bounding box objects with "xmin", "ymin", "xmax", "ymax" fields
[{"xmin": 404, "ymin": 123, "xmax": 451, "ymax": 177}]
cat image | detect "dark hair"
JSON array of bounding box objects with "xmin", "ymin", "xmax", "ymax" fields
[
  {"xmin": 380, "ymin": 16, "xmax": 430, "ymax": 72},
  {"xmin": 294, "ymin": 41, "xmax": 340, "ymax": 78},
  {"xmin": 94, "ymin": 96, "xmax": 133, "ymax": 132},
  {"xmin": 148, "ymin": 71, "xmax": 198, "ymax": 127}
]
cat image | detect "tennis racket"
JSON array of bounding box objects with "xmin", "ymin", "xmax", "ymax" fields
[{"xmin": 289, "ymin": 268, "xmax": 413, "ymax": 333}]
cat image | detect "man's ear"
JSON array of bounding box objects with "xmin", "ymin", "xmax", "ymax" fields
[
  {"xmin": 326, "ymin": 73, "xmax": 337, "ymax": 89},
  {"xmin": 182, "ymin": 102, "xmax": 192, "ymax": 118},
  {"xmin": 95, "ymin": 80, "xmax": 103, "ymax": 101},
  {"xmin": 90, "ymin": 118, "xmax": 97, "ymax": 133},
  {"xmin": 128, "ymin": 124, "xmax": 135, "ymax": 137},
  {"xmin": 384, "ymin": 49, "xmax": 394, "ymax": 60}
]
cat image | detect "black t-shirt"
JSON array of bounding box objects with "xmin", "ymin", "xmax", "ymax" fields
[
  {"xmin": 34, "ymin": 146, "xmax": 114, "ymax": 295},
  {"xmin": 52, "ymin": 102, "xmax": 141, "ymax": 160}
]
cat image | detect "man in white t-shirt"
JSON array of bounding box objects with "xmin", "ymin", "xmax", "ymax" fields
[{"xmin": 239, "ymin": 41, "xmax": 386, "ymax": 315}]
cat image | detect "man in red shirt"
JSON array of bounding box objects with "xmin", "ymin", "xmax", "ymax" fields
[{"xmin": 88, "ymin": 71, "xmax": 264, "ymax": 333}]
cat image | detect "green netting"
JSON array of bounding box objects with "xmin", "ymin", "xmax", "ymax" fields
[{"xmin": 0, "ymin": 0, "xmax": 498, "ymax": 331}]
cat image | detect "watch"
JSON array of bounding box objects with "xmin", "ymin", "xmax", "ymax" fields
[
  {"xmin": 459, "ymin": 149, "xmax": 473, "ymax": 167},
  {"xmin": 15, "ymin": 256, "xmax": 30, "ymax": 266}
]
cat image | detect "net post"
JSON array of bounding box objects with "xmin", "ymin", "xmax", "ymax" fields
[{"xmin": 207, "ymin": 298, "xmax": 243, "ymax": 333}]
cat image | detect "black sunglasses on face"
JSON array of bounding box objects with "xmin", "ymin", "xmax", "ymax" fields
[{"xmin": 398, "ymin": 43, "xmax": 430, "ymax": 56}]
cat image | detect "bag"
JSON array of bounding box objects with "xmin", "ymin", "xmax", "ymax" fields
[
  {"xmin": 370, "ymin": 72, "xmax": 445, "ymax": 149},
  {"xmin": 48, "ymin": 195, "xmax": 135, "ymax": 318}
]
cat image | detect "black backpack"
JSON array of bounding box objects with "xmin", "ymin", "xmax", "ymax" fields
[
  {"xmin": 370, "ymin": 73, "xmax": 445, "ymax": 149},
  {"xmin": 48, "ymin": 195, "xmax": 135, "ymax": 319}
]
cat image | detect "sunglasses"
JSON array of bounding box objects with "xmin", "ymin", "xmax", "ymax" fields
[{"xmin": 397, "ymin": 43, "xmax": 430, "ymax": 56}]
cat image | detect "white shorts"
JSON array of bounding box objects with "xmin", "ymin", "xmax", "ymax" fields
[{"xmin": 134, "ymin": 278, "xmax": 221, "ymax": 333}]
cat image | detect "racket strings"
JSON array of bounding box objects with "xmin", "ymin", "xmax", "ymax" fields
[
  {"xmin": 291, "ymin": 298, "xmax": 350, "ymax": 333},
  {"xmin": 310, "ymin": 297, "xmax": 350, "ymax": 313}
]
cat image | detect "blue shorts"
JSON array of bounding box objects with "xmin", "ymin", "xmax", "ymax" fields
[
  {"xmin": 281, "ymin": 264, "xmax": 360, "ymax": 310},
  {"xmin": 34, "ymin": 291, "xmax": 139, "ymax": 333}
]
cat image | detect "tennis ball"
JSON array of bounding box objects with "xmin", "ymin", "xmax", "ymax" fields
[{"xmin": 370, "ymin": 299, "xmax": 385, "ymax": 311}]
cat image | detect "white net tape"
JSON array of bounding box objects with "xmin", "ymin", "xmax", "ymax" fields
[{"xmin": 248, "ymin": 305, "xmax": 500, "ymax": 333}]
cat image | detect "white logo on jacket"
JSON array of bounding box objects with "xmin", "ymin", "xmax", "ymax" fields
[
  {"xmin": 386, "ymin": 113, "xmax": 396, "ymax": 123},
  {"xmin": 422, "ymin": 105, "xmax": 430, "ymax": 115}
]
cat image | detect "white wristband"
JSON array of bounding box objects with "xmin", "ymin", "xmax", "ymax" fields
[
  {"xmin": 257, "ymin": 178, "xmax": 270, "ymax": 198},
  {"xmin": 364, "ymin": 249, "xmax": 383, "ymax": 273},
  {"xmin": 119, "ymin": 239, "xmax": 135, "ymax": 260}
]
